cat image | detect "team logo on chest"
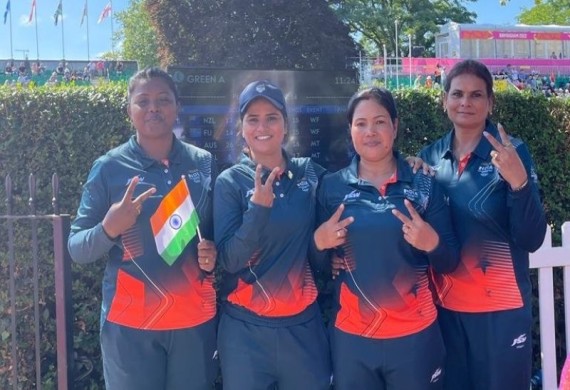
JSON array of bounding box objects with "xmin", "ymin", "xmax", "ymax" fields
[
  {"xmin": 478, "ymin": 163, "xmax": 495, "ymax": 177},
  {"xmin": 187, "ymin": 170, "xmax": 202, "ymax": 183},
  {"xmin": 296, "ymin": 177, "xmax": 310, "ymax": 192},
  {"xmin": 375, "ymin": 197, "xmax": 396, "ymax": 213},
  {"xmin": 403, "ymin": 188, "xmax": 419, "ymax": 200}
]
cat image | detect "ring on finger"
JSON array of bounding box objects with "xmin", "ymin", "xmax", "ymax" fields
[
  {"xmin": 336, "ymin": 230, "xmax": 342, "ymax": 238},
  {"xmin": 490, "ymin": 150, "xmax": 499, "ymax": 159},
  {"xmin": 504, "ymin": 142, "xmax": 514, "ymax": 148},
  {"xmin": 205, "ymin": 258, "xmax": 209, "ymax": 264}
]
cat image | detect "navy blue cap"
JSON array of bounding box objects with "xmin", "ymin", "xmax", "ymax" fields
[{"xmin": 239, "ymin": 80, "xmax": 287, "ymax": 118}]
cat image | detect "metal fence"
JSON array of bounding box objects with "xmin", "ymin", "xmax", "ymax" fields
[{"xmin": 1, "ymin": 174, "xmax": 73, "ymax": 390}]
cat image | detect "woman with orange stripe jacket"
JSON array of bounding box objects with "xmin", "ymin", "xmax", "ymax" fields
[
  {"xmin": 213, "ymin": 80, "xmax": 338, "ymax": 389},
  {"xmin": 314, "ymin": 87, "xmax": 460, "ymax": 390},
  {"xmin": 419, "ymin": 59, "xmax": 547, "ymax": 390},
  {"xmin": 68, "ymin": 68, "xmax": 218, "ymax": 390}
]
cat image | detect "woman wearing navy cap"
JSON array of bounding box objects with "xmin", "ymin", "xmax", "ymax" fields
[
  {"xmin": 420, "ymin": 59, "xmax": 547, "ymax": 390},
  {"xmin": 213, "ymin": 80, "xmax": 340, "ymax": 389}
]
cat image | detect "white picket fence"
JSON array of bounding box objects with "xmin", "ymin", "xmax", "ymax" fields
[{"xmin": 530, "ymin": 223, "xmax": 570, "ymax": 390}]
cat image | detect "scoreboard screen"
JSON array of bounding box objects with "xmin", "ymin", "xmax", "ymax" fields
[{"xmin": 168, "ymin": 68, "xmax": 359, "ymax": 172}]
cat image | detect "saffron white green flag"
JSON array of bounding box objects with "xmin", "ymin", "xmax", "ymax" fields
[{"xmin": 150, "ymin": 178, "xmax": 200, "ymax": 266}]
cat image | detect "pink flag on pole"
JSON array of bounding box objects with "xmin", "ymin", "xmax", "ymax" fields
[
  {"xmin": 28, "ymin": 0, "xmax": 36, "ymax": 24},
  {"xmin": 97, "ymin": 2, "xmax": 111, "ymax": 24}
]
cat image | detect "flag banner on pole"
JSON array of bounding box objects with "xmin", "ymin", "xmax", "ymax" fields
[
  {"xmin": 3, "ymin": 0, "xmax": 9, "ymax": 25},
  {"xmin": 150, "ymin": 178, "xmax": 200, "ymax": 266},
  {"xmin": 28, "ymin": 0, "xmax": 35, "ymax": 24},
  {"xmin": 80, "ymin": 0, "xmax": 87, "ymax": 26},
  {"xmin": 97, "ymin": 2, "xmax": 111, "ymax": 24},
  {"xmin": 54, "ymin": 0, "xmax": 63, "ymax": 26}
]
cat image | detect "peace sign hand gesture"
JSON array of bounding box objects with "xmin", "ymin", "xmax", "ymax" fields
[
  {"xmin": 314, "ymin": 204, "xmax": 354, "ymax": 251},
  {"xmin": 484, "ymin": 123, "xmax": 528, "ymax": 190},
  {"xmin": 392, "ymin": 199, "xmax": 439, "ymax": 252},
  {"xmin": 102, "ymin": 176, "xmax": 156, "ymax": 239},
  {"xmin": 250, "ymin": 165, "xmax": 281, "ymax": 207}
]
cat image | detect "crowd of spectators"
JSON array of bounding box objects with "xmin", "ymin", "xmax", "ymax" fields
[
  {"xmin": 493, "ymin": 63, "xmax": 570, "ymax": 98},
  {"xmin": 2, "ymin": 58, "xmax": 133, "ymax": 87}
]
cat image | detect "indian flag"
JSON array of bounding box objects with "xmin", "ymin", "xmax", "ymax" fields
[{"xmin": 150, "ymin": 178, "xmax": 200, "ymax": 265}]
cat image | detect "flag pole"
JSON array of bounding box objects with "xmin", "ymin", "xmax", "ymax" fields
[
  {"xmin": 85, "ymin": 0, "xmax": 90, "ymax": 61},
  {"xmin": 61, "ymin": 1, "xmax": 65, "ymax": 60},
  {"xmin": 34, "ymin": 1, "xmax": 39, "ymax": 60},
  {"xmin": 8, "ymin": 1, "xmax": 13, "ymax": 60},
  {"xmin": 110, "ymin": 0, "xmax": 114, "ymax": 56}
]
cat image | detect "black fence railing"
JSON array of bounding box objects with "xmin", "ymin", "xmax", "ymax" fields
[{"xmin": 1, "ymin": 174, "xmax": 73, "ymax": 390}]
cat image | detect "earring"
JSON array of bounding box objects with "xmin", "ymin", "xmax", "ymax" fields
[{"xmin": 443, "ymin": 107, "xmax": 447, "ymax": 113}]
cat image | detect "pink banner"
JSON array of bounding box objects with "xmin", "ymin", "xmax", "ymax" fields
[
  {"xmin": 461, "ymin": 30, "xmax": 570, "ymax": 41},
  {"xmin": 394, "ymin": 58, "xmax": 570, "ymax": 75}
]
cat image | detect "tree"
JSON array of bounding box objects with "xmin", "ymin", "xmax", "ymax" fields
[
  {"xmin": 113, "ymin": 0, "xmax": 160, "ymax": 68},
  {"xmin": 145, "ymin": 0, "xmax": 360, "ymax": 70},
  {"xmin": 516, "ymin": 0, "xmax": 570, "ymax": 25},
  {"xmin": 326, "ymin": 0, "xmax": 476, "ymax": 57}
]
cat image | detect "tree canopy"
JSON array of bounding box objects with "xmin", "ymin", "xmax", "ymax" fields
[
  {"xmin": 326, "ymin": 0, "xmax": 476, "ymax": 57},
  {"xmin": 145, "ymin": 0, "xmax": 360, "ymax": 70},
  {"xmin": 114, "ymin": 0, "xmax": 160, "ymax": 68},
  {"xmin": 517, "ymin": 0, "xmax": 570, "ymax": 25}
]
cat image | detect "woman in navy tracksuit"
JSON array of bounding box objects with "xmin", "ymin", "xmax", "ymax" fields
[
  {"xmin": 314, "ymin": 87, "xmax": 460, "ymax": 390},
  {"xmin": 420, "ymin": 59, "xmax": 547, "ymax": 390},
  {"xmin": 213, "ymin": 80, "xmax": 332, "ymax": 390}
]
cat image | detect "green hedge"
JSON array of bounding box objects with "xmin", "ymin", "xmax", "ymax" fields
[{"xmin": 0, "ymin": 84, "xmax": 568, "ymax": 388}]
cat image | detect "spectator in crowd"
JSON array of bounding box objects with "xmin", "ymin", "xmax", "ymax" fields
[
  {"xmin": 63, "ymin": 69, "xmax": 72, "ymax": 83},
  {"xmin": 214, "ymin": 80, "xmax": 332, "ymax": 390},
  {"xmin": 425, "ymin": 75, "xmax": 433, "ymax": 88},
  {"xmin": 314, "ymin": 87, "xmax": 459, "ymax": 390},
  {"xmin": 68, "ymin": 67, "xmax": 219, "ymax": 390},
  {"xmin": 440, "ymin": 66, "xmax": 447, "ymax": 87},
  {"xmin": 97, "ymin": 60, "xmax": 105, "ymax": 77},
  {"xmin": 419, "ymin": 59, "xmax": 547, "ymax": 390},
  {"xmin": 88, "ymin": 61, "xmax": 97, "ymax": 78},
  {"xmin": 5, "ymin": 61, "xmax": 13, "ymax": 75},
  {"xmin": 56, "ymin": 61, "xmax": 65, "ymax": 75},
  {"xmin": 46, "ymin": 72, "xmax": 59, "ymax": 86},
  {"xmin": 17, "ymin": 69, "xmax": 29, "ymax": 86},
  {"xmin": 414, "ymin": 74, "xmax": 423, "ymax": 89},
  {"xmin": 434, "ymin": 63, "xmax": 442, "ymax": 84},
  {"xmin": 82, "ymin": 66, "xmax": 91, "ymax": 81}
]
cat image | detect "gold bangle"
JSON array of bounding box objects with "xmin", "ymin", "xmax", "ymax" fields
[{"xmin": 511, "ymin": 179, "xmax": 529, "ymax": 192}]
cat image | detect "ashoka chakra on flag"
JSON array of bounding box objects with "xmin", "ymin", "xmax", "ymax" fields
[{"xmin": 150, "ymin": 179, "xmax": 200, "ymax": 266}]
